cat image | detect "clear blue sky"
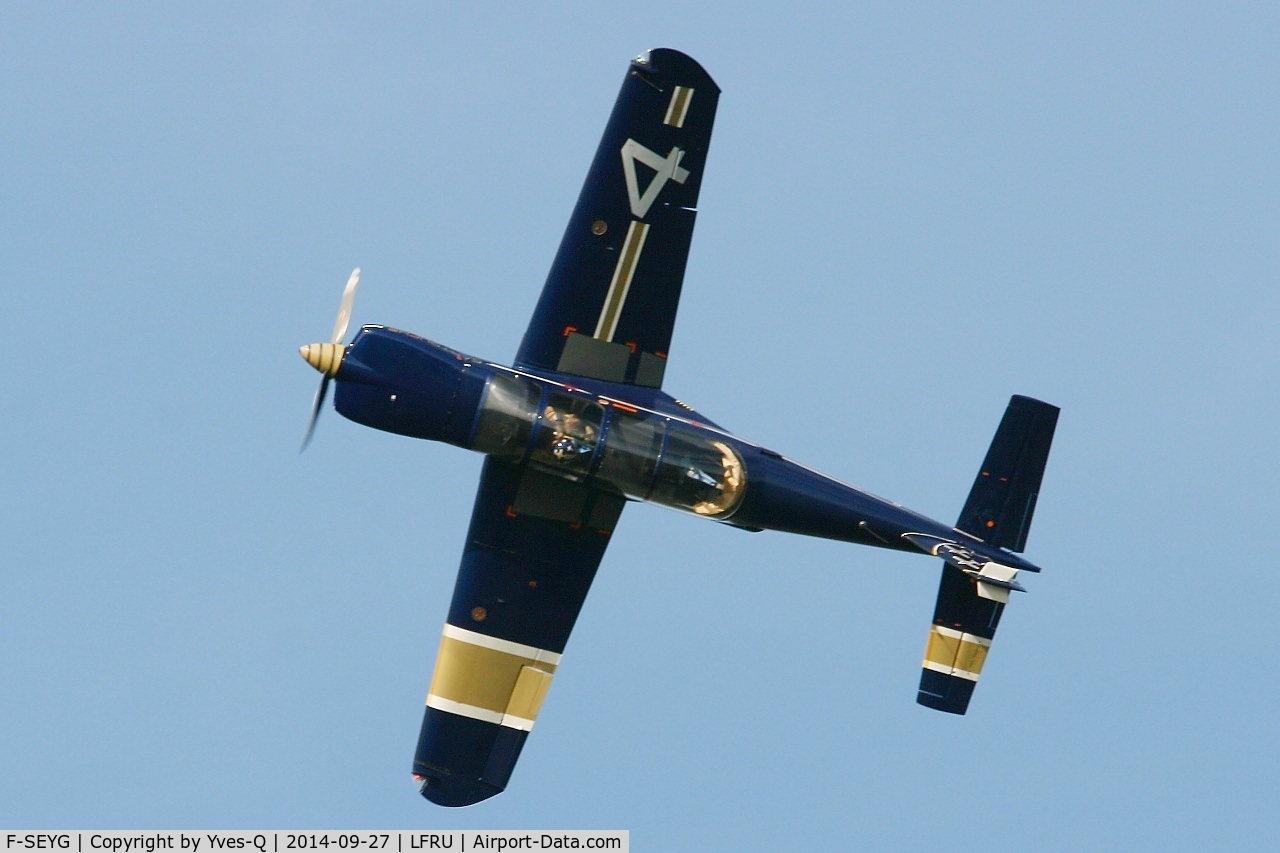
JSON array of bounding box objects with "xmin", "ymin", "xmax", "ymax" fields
[{"xmin": 4, "ymin": 3, "xmax": 1278, "ymax": 848}]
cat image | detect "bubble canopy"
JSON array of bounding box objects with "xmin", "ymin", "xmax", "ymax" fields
[{"xmin": 470, "ymin": 372, "xmax": 746, "ymax": 518}]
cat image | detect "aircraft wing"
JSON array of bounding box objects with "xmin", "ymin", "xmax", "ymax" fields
[
  {"xmin": 412, "ymin": 457, "xmax": 625, "ymax": 806},
  {"xmin": 515, "ymin": 48, "xmax": 720, "ymax": 389}
]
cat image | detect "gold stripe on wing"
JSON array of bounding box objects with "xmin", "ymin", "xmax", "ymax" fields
[
  {"xmin": 664, "ymin": 86, "xmax": 694, "ymax": 128},
  {"xmin": 426, "ymin": 627, "xmax": 560, "ymax": 730},
  {"xmin": 593, "ymin": 220, "xmax": 650, "ymax": 341},
  {"xmin": 503, "ymin": 666, "xmax": 554, "ymax": 730}
]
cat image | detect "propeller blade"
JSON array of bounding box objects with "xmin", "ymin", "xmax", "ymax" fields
[
  {"xmin": 301, "ymin": 376, "xmax": 331, "ymax": 452},
  {"xmin": 331, "ymin": 268, "xmax": 360, "ymax": 345},
  {"xmin": 302, "ymin": 268, "xmax": 360, "ymax": 452}
]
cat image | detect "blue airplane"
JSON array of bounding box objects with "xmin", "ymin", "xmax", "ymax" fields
[{"xmin": 299, "ymin": 49, "xmax": 1059, "ymax": 807}]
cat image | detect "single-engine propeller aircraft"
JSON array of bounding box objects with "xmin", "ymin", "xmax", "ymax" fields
[{"xmin": 299, "ymin": 49, "xmax": 1059, "ymax": 807}]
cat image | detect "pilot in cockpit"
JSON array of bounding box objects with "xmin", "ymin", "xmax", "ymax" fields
[{"xmin": 544, "ymin": 405, "xmax": 597, "ymax": 464}]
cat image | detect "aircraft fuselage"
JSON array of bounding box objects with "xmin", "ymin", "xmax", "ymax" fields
[{"xmin": 320, "ymin": 325, "xmax": 1041, "ymax": 574}]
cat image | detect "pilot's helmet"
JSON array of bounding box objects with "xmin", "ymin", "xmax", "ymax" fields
[{"xmin": 551, "ymin": 436, "xmax": 580, "ymax": 461}]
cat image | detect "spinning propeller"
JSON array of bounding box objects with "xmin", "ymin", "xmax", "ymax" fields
[{"xmin": 299, "ymin": 268, "xmax": 360, "ymax": 450}]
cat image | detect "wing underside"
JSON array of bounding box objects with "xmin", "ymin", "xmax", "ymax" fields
[
  {"xmin": 515, "ymin": 48, "xmax": 720, "ymax": 388},
  {"xmin": 417, "ymin": 47, "xmax": 718, "ymax": 808},
  {"xmin": 413, "ymin": 458, "xmax": 624, "ymax": 806}
]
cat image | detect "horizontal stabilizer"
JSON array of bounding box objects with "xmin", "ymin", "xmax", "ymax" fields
[
  {"xmin": 918, "ymin": 395, "xmax": 1058, "ymax": 714},
  {"xmin": 917, "ymin": 561, "xmax": 1004, "ymax": 714},
  {"xmin": 956, "ymin": 395, "xmax": 1059, "ymax": 552}
]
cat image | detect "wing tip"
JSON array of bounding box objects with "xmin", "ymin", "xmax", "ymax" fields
[
  {"xmin": 415, "ymin": 770, "xmax": 505, "ymax": 807},
  {"xmin": 632, "ymin": 48, "xmax": 721, "ymax": 93}
]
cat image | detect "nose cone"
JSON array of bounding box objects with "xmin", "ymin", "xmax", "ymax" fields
[{"xmin": 300, "ymin": 342, "xmax": 344, "ymax": 377}]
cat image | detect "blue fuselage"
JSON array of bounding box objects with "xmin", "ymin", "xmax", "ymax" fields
[{"xmin": 330, "ymin": 326, "xmax": 1040, "ymax": 572}]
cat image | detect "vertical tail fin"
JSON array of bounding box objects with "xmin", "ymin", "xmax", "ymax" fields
[{"xmin": 917, "ymin": 395, "xmax": 1059, "ymax": 714}]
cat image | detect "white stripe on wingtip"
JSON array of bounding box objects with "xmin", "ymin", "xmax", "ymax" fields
[
  {"xmin": 426, "ymin": 694, "xmax": 538, "ymax": 732},
  {"xmin": 441, "ymin": 623, "xmax": 562, "ymax": 666}
]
